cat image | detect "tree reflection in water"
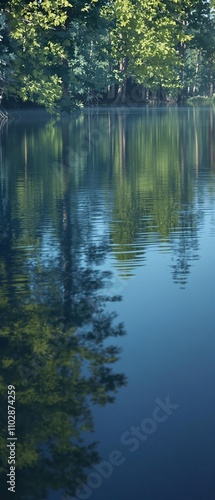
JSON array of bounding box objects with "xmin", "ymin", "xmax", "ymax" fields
[
  {"xmin": 0, "ymin": 143, "xmax": 127, "ymax": 498},
  {"xmin": 0, "ymin": 256, "xmax": 126, "ymax": 499}
]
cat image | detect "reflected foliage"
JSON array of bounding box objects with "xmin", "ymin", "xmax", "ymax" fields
[
  {"xmin": 0, "ymin": 108, "xmax": 215, "ymax": 498},
  {"xmin": 59, "ymin": 107, "xmax": 215, "ymax": 285},
  {"xmin": 0, "ymin": 125, "xmax": 126, "ymax": 499}
]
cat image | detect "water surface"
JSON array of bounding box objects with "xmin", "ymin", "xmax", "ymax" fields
[{"xmin": 0, "ymin": 107, "xmax": 215, "ymax": 500}]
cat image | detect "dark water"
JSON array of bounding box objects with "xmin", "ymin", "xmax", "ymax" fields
[{"xmin": 0, "ymin": 107, "xmax": 215, "ymax": 500}]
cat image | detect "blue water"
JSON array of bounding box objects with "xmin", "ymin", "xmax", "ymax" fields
[{"xmin": 0, "ymin": 107, "xmax": 215, "ymax": 500}]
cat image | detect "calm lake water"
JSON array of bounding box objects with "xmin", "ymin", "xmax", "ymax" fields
[{"xmin": 0, "ymin": 107, "xmax": 215, "ymax": 500}]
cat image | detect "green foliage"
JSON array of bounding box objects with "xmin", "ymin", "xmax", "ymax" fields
[
  {"xmin": 187, "ymin": 95, "xmax": 213, "ymax": 105},
  {"xmin": 5, "ymin": 0, "xmax": 74, "ymax": 112},
  {"xmin": 0, "ymin": 9, "xmax": 14, "ymax": 97},
  {"xmin": 102, "ymin": 0, "xmax": 194, "ymax": 88},
  {"xmin": 68, "ymin": 18, "xmax": 114, "ymax": 105},
  {"xmin": 1, "ymin": 0, "xmax": 215, "ymax": 110}
]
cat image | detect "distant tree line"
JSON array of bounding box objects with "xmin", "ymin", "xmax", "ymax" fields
[{"xmin": 1, "ymin": 0, "xmax": 215, "ymax": 113}]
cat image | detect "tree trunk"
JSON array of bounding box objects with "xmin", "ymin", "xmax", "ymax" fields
[
  {"xmin": 156, "ymin": 84, "xmax": 164, "ymax": 102},
  {"xmin": 209, "ymin": 56, "xmax": 214, "ymax": 99},
  {"xmin": 130, "ymin": 84, "xmax": 145, "ymax": 103},
  {"xmin": 107, "ymin": 32, "xmax": 115, "ymax": 101},
  {"xmin": 178, "ymin": 20, "xmax": 186, "ymax": 103},
  {"xmin": 193, "ymin": 50, "xmax": 200, "ymax": 95},
  {"xmin": 107, "ymin": 85, "xmax": 115, "ymax": 100},
  {"xmin": 114, "ymin": 81, "xmax": 127, "ymax": 104},
  {"xmin": 114, "ymin": 57, "xmax": 128, "ymax": 104}
]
